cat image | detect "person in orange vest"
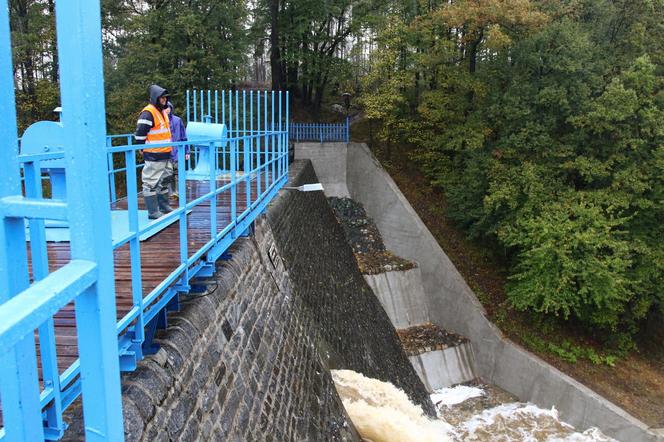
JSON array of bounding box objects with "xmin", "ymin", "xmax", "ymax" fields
[{"xmin": 134, "ymin": 84, "xmax": 174, "ymax": 219}]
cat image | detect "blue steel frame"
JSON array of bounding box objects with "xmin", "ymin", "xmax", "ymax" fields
[
  {"xmin": 105, "ymin": 89, "xmax": 289, "ymax": 373},
  {"xmin": 0, "ymin": 1, "xmax": 123, "ymax": 441},
  {"xmin": 0, "ymin": 2, "xmax": 289, "ymax": 440},
  {"xmin": 289, "ymin": 116, "xmax": 349, "ymax": 143}
]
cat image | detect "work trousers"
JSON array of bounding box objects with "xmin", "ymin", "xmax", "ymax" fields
[
  {"xmin": 142, "ymin": 159, "xmax": 173, "ymax": 197},
  {"xmin": 170, "ymin": 161, "xmax": 180, "ymax": 196}
]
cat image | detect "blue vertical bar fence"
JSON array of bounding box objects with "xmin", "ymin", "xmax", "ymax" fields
[{"xmin": 289, "ymin": 117, "xmax": 349, "ymax": 143}]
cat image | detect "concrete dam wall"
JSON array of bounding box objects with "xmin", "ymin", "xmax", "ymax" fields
[
  {"xmin": 62, "ymin": 160, "xmax": 432, "ymax": 441},
  {"xmin": 296, "ymin": 141, "xmax": 661, "ymax": 442}
]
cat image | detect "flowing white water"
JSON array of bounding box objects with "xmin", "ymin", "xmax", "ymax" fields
[
  {"xmin": 332, "ymin": 370, "xmax": 616, "ymax": 442},
  {"xmin": 431, "ymin": 385, "xmax": 484, "ymax": 407},
  {"xmin": 332, "ymin": 369, "xmax": 454, "ymax": 442}
]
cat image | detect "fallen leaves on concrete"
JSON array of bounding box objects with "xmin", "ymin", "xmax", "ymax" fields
[
  {"xmin": 328, "ymin": 197, "xmax": 415, "ymax": 274},
  {"xmin": 397, "ymin": 323, "xmax": 469, "ymax": 356}
]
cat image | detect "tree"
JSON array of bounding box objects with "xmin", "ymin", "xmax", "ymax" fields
[
  {"xmin": 102, "ymin": 0, "xmax": 251, "ymax": 132},
  {"xmin": 358, "ymin": 0, "xmax": 664, "ymax": 344}
]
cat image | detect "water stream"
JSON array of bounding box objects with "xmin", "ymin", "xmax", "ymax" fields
[{"xmin": 332, "ymin": 370, "xmax": 616, "ymax": 442}]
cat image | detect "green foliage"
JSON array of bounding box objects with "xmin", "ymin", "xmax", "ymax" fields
[
  {"xmin": 521, "ymin": 334, "xmax": 617, "ymax": 366},
  {"xmin": 10, "ymin": 0, "xmax": 251, "ymax": 134},
  {"xmin": 103, "ymin": 0, "xmax": 251, "ymax": 133},
  {"xmin": 358, "ymin": 15, "xmax": 413, "ymax": 144},
  {"xmin": 8, "ymin": 0, "xmax": 663, "ymax": 349},
  {"xmin": 360, "ymin": 0, "xmax": 664, "ymax": 346},
  {"xmin": 503, "ymin": 192, "xmax": 632, "ymax": 330}
]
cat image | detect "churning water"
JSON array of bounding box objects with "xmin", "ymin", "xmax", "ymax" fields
[{"xmin": 331, "ymin": 370, "xmax": 616, "ymax": 442}]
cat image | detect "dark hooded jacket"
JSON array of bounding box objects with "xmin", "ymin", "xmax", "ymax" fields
[
  {"xmin": 134, "ymin": 84, "xmax": 171, "ymax": 161},
  {"xmin": 148, "ymin": 84, "xmax": 168, "ymax": 108}
]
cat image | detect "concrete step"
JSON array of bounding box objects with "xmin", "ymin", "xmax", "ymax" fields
[
  {"xmin": 364, "ymin": 263, "xmax": 476, "ymax": 392},
  {"xmin": 398, "ymin": 323, "xmax": 477, "ymax": 392},
  {"xmin": 409, "ymin": 343, "xmax": 477, "ymax": 392},
  {"xmin": 363, "ymin": 266, "xmax": 429, "ymax": 328}
]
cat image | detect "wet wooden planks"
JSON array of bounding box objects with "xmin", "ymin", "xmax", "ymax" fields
[{"xmin": 38, "ymin": 175, "xmax": 263, "ymax": 374}]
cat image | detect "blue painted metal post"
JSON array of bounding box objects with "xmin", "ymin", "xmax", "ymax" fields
[
  {"xmin": 256, "ymin": 91, "xmax": 262, "ymax": 198},
  {"xmin": 125, "ymin": 150, "xmax": 144, "ymax": 360},
  {"xmin": 227, "ymin": 90, "xmax": 233, "ymax": 171},
  {"xmin": 271, "ymin": 91, "xmax": 275, "ymax": 189},
  {"xmin": 0, "ymin": 2, "xmax": 44, "ymax": 439},
  {"xmin": 193, "ymin": 89, "xmax": 197, "ymax": 121},
  {"xmin": 250, "ymin": 90, "xmax": 254, "ymax": 182},
  {"xmin": 186, "ymin": 89, "xmax": 190, "ymax": 123},
  {"xmin": 209, "ymin": 141, "xmax": 217, "ymax": 239},
  {"xmin": 286, "ymin": 91, "xmax": 289, "ymax": 176},
  {"xmin": 278, "ymin": 91, "xmax": 282, "ymax": 180},
  {"xmin": 264, "ymin": 90, "xmax": 269, "ymax": 192},
  {"xmin": 207, "ymin": 90, "xmax": 211, "ymax": 120},
  {"xmin": 54, "ymin": 0, "xmax": 124, "ymax": 439},
  {"xmin": 243, "ymin": 91, "xmax": 250, "ymax": 211},
  {"xmin": 230, "ymin": 137, "xmax": 237, "ymax": 227},
  {"xmin": 200, "ymin": 90, "xmax": 204, "ymax": 122},
  {"xmin": 235, "ymin": 91, "xmax": 240, "ymax": 173},
  {"xmin": 24, "ymin": 160, "xmax": 66, "ymax": 438},
  {"xmin": 107, "ymin": 137, "xmax": 116, "ymax": 202},
  {"xmin": 214, "ymin": 90, "xmax": 218, "ymax": 124},
  {"xmin": 178, "ymin": 145, "xmax": 188, "ymax": 276}
]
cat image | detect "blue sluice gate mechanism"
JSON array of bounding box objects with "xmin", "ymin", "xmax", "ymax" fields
[
  {"xmin": 186, "ymin": 116, "xmax": 227, "ymax": 180},
  {"xmin": 20, "ymin": 120, "xmax": 68, "ymax": 228}
]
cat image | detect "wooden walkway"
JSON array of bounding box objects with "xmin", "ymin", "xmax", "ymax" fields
[{"xmin": 36, "ymin": 176, "xmax": 260, "ymax": 373}]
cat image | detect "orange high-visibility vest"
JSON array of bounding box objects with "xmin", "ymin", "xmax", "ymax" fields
[{"xmin": 142, "ymin": 104, "xmax": 172, "ymax": 153}]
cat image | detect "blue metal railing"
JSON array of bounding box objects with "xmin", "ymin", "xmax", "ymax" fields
[
  {"xmin": 106, "ymin": 117, "xmax": 289, "ymax": 351},
  {"xmin": 107, "ymin": 89, "xmax": 289, "ymax": 203},
  {"xmin": 290, "ymin": 117, "xmax": 349, "ymax": 143},
  {"xmin": 5, "ymin": 111, "xmax": 288, "ymax": 440},
  {"xmin": 0, "ymin": 2, "xmax": 289, "ymax": 440},
  {"xmin": 1, "ymin": 1, "xmax": 124, "ymax": 440}
]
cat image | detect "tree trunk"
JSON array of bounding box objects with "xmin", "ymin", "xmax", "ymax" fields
[
  {"xmin": 313, "ymin": 73, "xmax": 328, "ymax": 116},
  {"xmin": 269, "ymin": 0, "xmax": 283, "ymax": 91},
  {"xmin": 468, "ymin": 29, "xmax": 484, "ymax": 74},
  {"xmin": 48, "ymin": 0, "xmax": 58, "ymax": 83}
]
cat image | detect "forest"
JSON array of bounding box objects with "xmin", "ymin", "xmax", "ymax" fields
[{"xmin": 8, "ymin": 0, "xmax": 663, "ymax": 355}]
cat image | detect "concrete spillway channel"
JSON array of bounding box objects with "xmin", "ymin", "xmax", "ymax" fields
[
  {"xmin": 296, "ymin": 141, "xmax": 663, "ymax": 442},
  {"xmin": 363, "ymin": 264, "xmax": 477, "ymax": 392}
]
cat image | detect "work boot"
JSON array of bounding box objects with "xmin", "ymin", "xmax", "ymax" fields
[
  {"xmin": 157, "ymin": 192, "xmax": 173, "ymax": 214},
  {"xmin": 144, "ymin": 194, "xmax": 163, "ymax": 220}
]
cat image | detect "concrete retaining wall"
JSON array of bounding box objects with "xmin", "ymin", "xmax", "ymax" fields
[
  {"xmin": 296, "ymin": 141, "xmax": 661, "ymax": 441},
  {"xmin": 409, "ymin": 344, "xmax": 477, "ymax": 392},
  {"xmin": 363, "ymin": 267, "xmax": 430, "ymax": 328},
  {"xmin": 294, "ymin": 142, "xmax": 349, "ymax": 197}
]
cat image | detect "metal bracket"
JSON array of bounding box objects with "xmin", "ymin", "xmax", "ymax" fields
[
  {"xmin": 43, "ymin": 421, "xmax": 68, "ymax": 441},
  {"xmin": 118, "ymin": 332, "xmax": 143, "ymax": 372},
  {"xmin": 141, "ymin": 293, "xmax": 180, "ymax": 357}
]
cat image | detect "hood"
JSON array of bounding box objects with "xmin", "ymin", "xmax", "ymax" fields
[{"xmin": 148, "ymin": 84, "xmax": 169, "ymax": 108}]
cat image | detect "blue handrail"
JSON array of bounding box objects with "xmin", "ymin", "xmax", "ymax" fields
[
  {"xmin": 6, "ymin": 118, "xmax": 289, "ymax": 441},
  {"xmin": 289, "ymin": 116, "xmax": 349, "ymax": 143},
  {"xmin": 1, "ymin": 1, "xmax": 124, "ymax": 440}
]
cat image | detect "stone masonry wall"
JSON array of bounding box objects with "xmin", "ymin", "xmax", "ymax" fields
[
  {"xmin": 60, "ymin": 159, "xmax": 431, "ymax": 441},
  {"xmin": 119, "ymin": 216, "xmax": 358, "ymax": 441},
  {"xmin": 266, "ymin": 161, "xmax": 435, "ymax": 416}
]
